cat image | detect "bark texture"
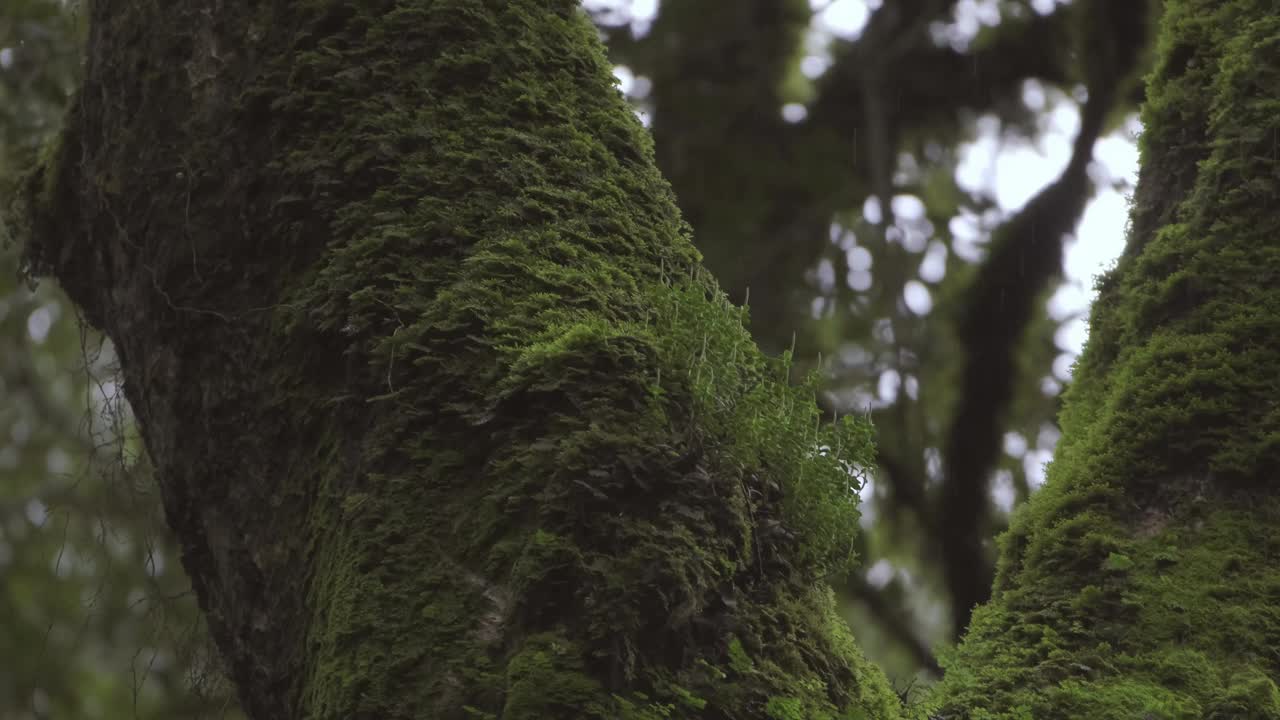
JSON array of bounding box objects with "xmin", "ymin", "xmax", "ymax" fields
[
  {"xmin": 14, "ymin": 1, "xmax": 901, "ymax": 718},
  {"xmin": 930, "ymin": 1, "xmax": 1280, "ymax": 716}
]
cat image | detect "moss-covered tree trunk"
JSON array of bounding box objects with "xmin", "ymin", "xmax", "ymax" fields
[
  {"xmin": 930, "ymin": 1, "xmax": 1280, "ymax": 716},
  {"xmin": 13, "ymin": 1, "xmax": 901, "ymax": 718}
]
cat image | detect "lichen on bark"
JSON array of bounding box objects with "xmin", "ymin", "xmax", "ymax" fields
[
  {"xmin": 928, "ymin": 2, "xmax": 1280, "ymax": 717},
  {"xmin": 12, "ymin": 1, "xmax": 901, "ymax": 718}
]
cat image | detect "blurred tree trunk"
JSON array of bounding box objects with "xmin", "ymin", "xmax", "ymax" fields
[
  {"xmin": 930, "ymin": 0, "xmax": 1280, "ymax": 715},
  {"xmin": 13, "ymin": 1, "xmax": 900, "ymax": 718}
]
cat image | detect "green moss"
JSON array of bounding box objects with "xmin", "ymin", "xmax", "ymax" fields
[
  {"xmin": 1103, "ymin": 552, "xmax": 1134, "ymax": 572},
  {"xmin": 928, "ymin": 2, "xmax": 1280, "ymax": 716},
  {"xmin": 244, "ymin": 1, "xmax": 896, "ymax": 717},
  {"xmin": 502, "ymin": 633, "xmax": 611, "ymax": 719},
  {"xmin": 766, "ymin": 695, "xmax": 808, "ymax": 720},
  {"xmin": 1206, "ymin": 669, "xmax": 1280, "ymax": 719},
  {"xmin": 728, "ymin": 635, "xmax": 754, "ymax": 675}
]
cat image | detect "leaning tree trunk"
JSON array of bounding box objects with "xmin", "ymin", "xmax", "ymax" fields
[
  {"xmin": 13, "ymin": 1, "xmax": 902, "ymax": 718},
  {"xmin": 930, "ymin": 1, "xmax": 1280, "ymax": 716}
]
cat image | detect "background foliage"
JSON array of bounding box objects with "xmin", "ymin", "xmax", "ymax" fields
[
  {"xmin": 0, "ymin": 0, "xmax": 1146, "ymax": 715},
  {"xmin": 1, "ymin": 1, "xmax": 235, "ymax": 717},
  {"xmin": 590, "ymin": 0, "xmax": 1146, "ymax": 684}
]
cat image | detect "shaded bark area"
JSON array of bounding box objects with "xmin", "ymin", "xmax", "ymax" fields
[
  {"xmin": 16, "ymin": 1, "xmax": 902, "ymax": 718},
  {"xmin": 930, "ymin": 1, "xmax": 1280, "ymax": 716}
]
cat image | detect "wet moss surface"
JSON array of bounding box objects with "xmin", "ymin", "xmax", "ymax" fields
[{"xmin": 928, "ymin": 2, "xmax": 1280, "ymax": 717}]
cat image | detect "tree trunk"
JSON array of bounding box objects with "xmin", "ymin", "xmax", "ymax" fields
[
  {"xmin": 14, "ymin": 1, "xmax": 900, "ymax": 718},
  {"xmin": 930, "ymin": 1, "xmax": 1280, "ymax": 716}
]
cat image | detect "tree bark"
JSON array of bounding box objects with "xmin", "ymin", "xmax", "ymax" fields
[
  {"xmin": 930, "ymin": 1, "xmax": 1280, "ymax": 716},
  {"xmin": 14, "ymin": 1, "xmax": 901, "ymax": 718}
]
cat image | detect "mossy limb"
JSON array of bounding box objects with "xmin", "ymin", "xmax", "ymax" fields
[{"xmin": 929, "ymin": 3, "xmax": 1280, "ymax": 717}]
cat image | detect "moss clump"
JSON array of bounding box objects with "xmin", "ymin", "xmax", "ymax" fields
[
  {"xmin": 501, "ymin": 633, "xmax": 612, "ymax": 719},
  {"xmin": 728, "ymin": 635, "xmax": 754, "ymax": 675}
]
